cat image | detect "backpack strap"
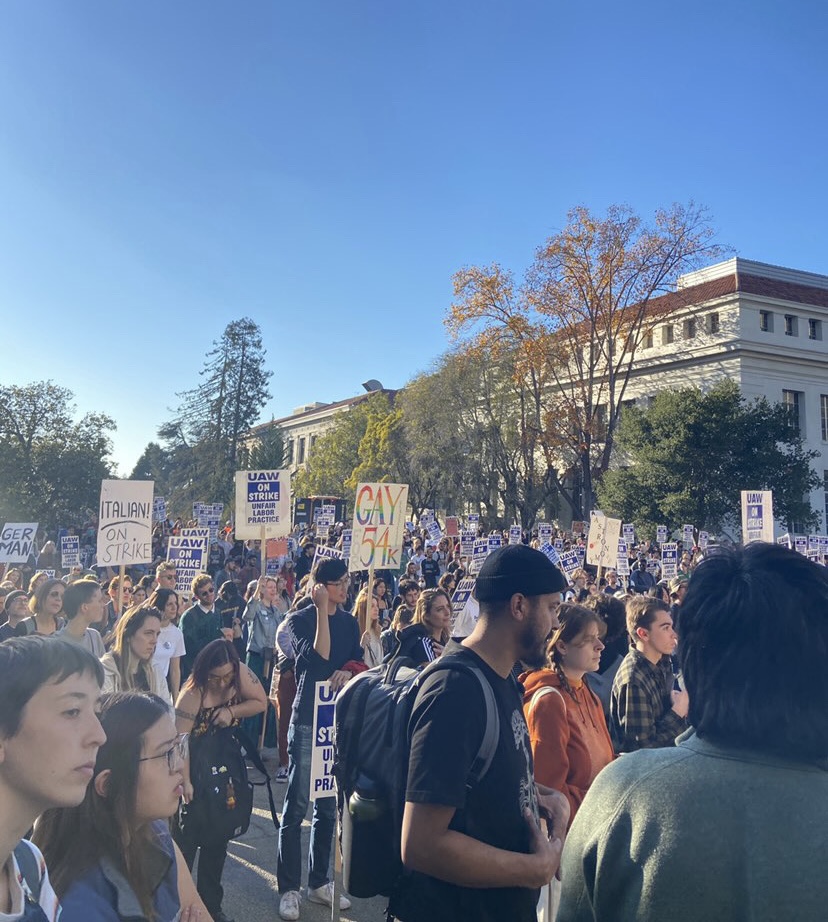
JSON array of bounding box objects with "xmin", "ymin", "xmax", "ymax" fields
[
  {"xmin": 529, "ymin": 685, "xmax": 563, "ymax": 715},
  {"xmin": 13, "ymin": 841, "xmax": 42, "ymax": 902},
  {"xmin": 415, "ymin": 657, "xmax": 499, "ymax": 789},
  {"xmin": 234, "ymin": 727, "xmax": 281, "ymax": 832}
]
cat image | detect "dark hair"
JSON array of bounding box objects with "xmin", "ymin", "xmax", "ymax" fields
[
  {"xmin": 185, "ymin": 639, "xmax": 241, "ymax": 702},
  {"xmin": 62, "ymin": 580, "xmax": 101, "ymax": 620},
  {"xmin": 0, "ymin": 637, "xmax": 104, "ymax": 737},
  {"xmin": 678, "ymin": 543, "xmax": 828, "ymax": 760},
  {"xmin": 391, "ymin": 606, "xmax": 415, "ymax": 631},
  {"xmin": 217, "ymin": 580, "xmax": 241, "ymax": 603},
  {"xmin": 582, "ymin": 593, "xmax": 627, "ymax": 646},
  {"xmin": 311, "ymin": 557, "xmax": 347, "ymax": 584},
  {"xmin": 438, "ymin": 572, "xmax": 456, "ymax": 593},
  {"xmin": 146, "ymin": 587, "xmax": 178, "ymax": 616},
  {"xmin": 34, "ymin": 693, "xmax": 170, "ymax": 920},
  {"xmin": 398, "ymin": 578, "xmax": 419, "ymax": 596}
]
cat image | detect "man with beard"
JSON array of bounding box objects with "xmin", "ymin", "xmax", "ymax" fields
[{"xmin": 392, "ymin": 544, "xmax": 570, "ymax": 922}]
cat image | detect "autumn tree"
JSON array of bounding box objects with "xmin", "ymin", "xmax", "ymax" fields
[
  {"xmin": 0, "ymin": 381, "xmax": 115, "ymax": 530},
  {"xmin": 597, "ymin": 380, "xmax": 820, "ymax": 535},
  {"xmin": 160, "ymin": 318, "xmax": 272, "ymax": 506},
  {"xmin": 447, "ymin": 203, "xmax": 727, "ymax": 519}
]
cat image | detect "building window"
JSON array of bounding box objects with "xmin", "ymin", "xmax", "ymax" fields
[
  {"xmin": 287, "ymin": 439, "xmax": 294, "ymax": 465},
  {"xmin": 822, "ymin": 395, "xmax": 828, "ymax": 441},
  {"xmin": 760, "ymin": 310, "xmax": 773, "ymax": 332},
  {"xmin": 683, "ymin": 318, "xmax": 696, "ymax": 339},
  {"xmin": 784, "ymin": 314, "xmax": 798, "ymax": 336},
  {"xmin": 644, "ymin": 329, "xmax": 654, "ymax": 349},
  {"xmin": 783, "ymin": 390, "xmax": 804, "ymax": 436},
  {"xmin": 298, "ymin": 437, "xmax": 306, "ymax": 464},
  {"xmin": 809, "ymin": 319, "xmax": 822, "ymax": 341},
  {"xmin": 662, "ymin": 324, "xmax": 674, "ymax": 346},
  {"xmin": 707, "ymin": 312, "xmax": 720, "ymax": 334}
]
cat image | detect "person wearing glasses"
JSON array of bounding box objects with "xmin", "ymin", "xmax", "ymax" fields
[
  {"xmin": 14, "ymin": 577, "xmax": 65, "ymax": 636},
  {"xmin": 90, "ymin": 574, "xmax": 133, "ymax": 642},
  {"xmin": 174, "ymin": 639, "xmax": 267, "ymax": 922},
  {"xmin": 276, "ymin": 558, "xmax": 364, "ymax": 921},
  {"xmin": 34, "ymin": 692, "xmax": 210, "ymax": 922},
  {"xmin": 179, "ymin": 575, "xmax": 229, "ymax": 684}
]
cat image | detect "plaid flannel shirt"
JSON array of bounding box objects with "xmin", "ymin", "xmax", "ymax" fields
[{"xmin": 611, "ymin": 647, "xmax": 686, "ymax": 752}]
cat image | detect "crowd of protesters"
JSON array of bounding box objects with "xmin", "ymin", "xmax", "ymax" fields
[{"xmin": 2, "ymin": 510, "xmax": 826, "ymax": 922}]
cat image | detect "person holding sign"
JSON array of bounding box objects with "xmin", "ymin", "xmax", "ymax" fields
[{"xmin": 277, "ymin": 558, "xmax": 364, "ymax": 921}]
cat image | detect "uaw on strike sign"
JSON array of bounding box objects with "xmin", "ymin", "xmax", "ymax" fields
[{"xmin": 234, "ymin": 470, "xmax": 291, "ymax": 539}]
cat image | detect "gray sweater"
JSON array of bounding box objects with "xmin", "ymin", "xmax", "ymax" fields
[{"xmin": 559, "ymin": 730, "xmax": 828, "ymax": 921}]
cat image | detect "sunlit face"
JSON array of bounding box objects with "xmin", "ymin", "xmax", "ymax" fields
[
  {"xmin": 325, "ymin": 574, "xmax": 350, "ymax": 606},
  {"xmin": 158, "ymin": 570, "xmax": 176, "ymax": 590},
  {"xmin": 135, "ymin": 715, "xmax": 185, "ymax": 824},
  {"xmin": 639, "ymin": 610, "xmax": 677, "ymax": 658},
  {"xmin": 43, "ymin": 584, "xmax": 65, "ymax": 616},
  {"xmin": 163, "ymin": 595, "xmax": 178, "ymax": 622},
  {"xmin": 427, "ymin": 594, "xmax": 451, "ymax": 634},
  {"xmin": 81, "ymin": 587, "xmax": 106, "ymax": 625},
  {"xmin": 129, "ymin": 616, "xmax": 161, "ymax": 662},
  {"xmin": 263, "ymin": 579, "xmax": 278, "ymax": 603},
  {"xmin": 0, "ymin": 673, "xmax": 105, "ymax": 813},
  {"xmin": 110, "ymin": 580, "xmax": 132, "ymax": 605},
  {"xmin": 557, "ymin": 624, "xmax": 605, "ymax": 677},
  {"xmin": 207, "ymin": 663, "xmax": 235, "ymax": 692}
]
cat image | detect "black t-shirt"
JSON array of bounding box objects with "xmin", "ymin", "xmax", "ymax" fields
[
  {"xmin": 287, "ymin": 604, "xmax": 363, "ymax": 726},
  {"xmin": 421, "ymin": 558, "xmax": 440, "ymax": 588},
  {"xmin": 394, "ymin": 643, "xmax": 539, "ymax": 922}
]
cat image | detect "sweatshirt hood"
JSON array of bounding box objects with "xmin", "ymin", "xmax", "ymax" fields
[{"xmin": 519, "ymin": 667, "xmax": 563, "ymax": 704}]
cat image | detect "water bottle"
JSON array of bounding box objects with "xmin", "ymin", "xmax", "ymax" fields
[{"xmin": 342, "ymin": 774, "xmax": 393, "ymax": 898}]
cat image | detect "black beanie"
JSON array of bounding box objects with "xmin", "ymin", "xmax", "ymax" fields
[{"xmin": 474, "ymin": 544, "xmax": 568, "ymax": 602}]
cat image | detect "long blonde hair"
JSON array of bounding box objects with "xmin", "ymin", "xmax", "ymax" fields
[{"xmin": 353, "ymin": 587, "xmax": 380, "ymax": 638}]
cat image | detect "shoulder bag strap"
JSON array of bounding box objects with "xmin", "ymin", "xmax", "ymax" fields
[{"xmin": 13, "ymin": 842, "xmax": 41, "ymax": 902}]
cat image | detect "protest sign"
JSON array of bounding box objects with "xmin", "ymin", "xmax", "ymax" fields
[
  {"xmin": 349, "ymin": 483, "xmax": 409, "ymax": 571},
  {"xmin": 661, "ymin": 543, "xmax": 679, "ymax": 578},
  {"xmin": 316, "ymin": 514, "xmax": 335, "ymax": 538},
  {"xmin": 537, "ymin": 523, "xmax": 553, "ymax": 544},
  {"xmin": 2, "ymin": 528, "xmax": 28, "ymax": 560},
  {"xmin": 450, "ymin": 578, "xmax": 479, "ymax": 638},
  {"xmin": 445, "ymin": 517, "xmax": 459, "ymax": 537},
  {"xmin": 586, "ymin": 512, "xmax": 622, "ymax": 569},
  {"xmin": 460, "ymin": 529, "xmax": 476, "ymax": 558},
  {"xmin": 60, "ymin": 535, "xmax": 80, "ymax": 568},
  {"xmin": 509, "ymin": 525, "xmax": 522, "ymax": 545},
  {"xmin": 311, "ymin": 544, "xmax": 343, "ymax": 573},
  {"xmin": 699, "ymin": 531, "xmax": 709, "ymax": 550},
  {"xmin": 309, "ymin": 682, "xmax": 336, "ymax": 800},
  {"xmin": 574, "ymin": 545, "xmax": 585, "ymax": 562},
  {"xmin": 341, "ymin": 529, "xmax": 352, "ymax": 566},
  {"xmin": 265, "ymin": 537, "xmax": 289, "ymax": 576},
  {"xmin": 539, "ymin": 542, "xmax": 560, "ymax": 566},
  {"xmin": 167, "ymin": 535, "xmax": 208, "ymax": 595},
  {"xmin": 622, "ymin": 524, "xmax": 635, "ymax": 543},
  {"xmin": 487, "ymin": 534, "xmax": 503, "ymax": 554},
  {"xmin": 153, "ymin": 497, "xmax": 166, "ymax": 522},
  {"xmin": 682, "ymin": 524, "xmax": 695, "ymax": 546},
  {"xmin": 44, "ymin": 569, "xmax": 55, "ymax": 578},
  {"xmin": 616, "ymin": 540, "xmax": 630, "ymax": 576},
  {"xmin": 741, "ymin": 490, "xmax": 774, "ymax": 544},
  {"xmin": 467, "ymin": 513, "xmax": 479, "ymax": 530},
  {"xmin": 553, "ymin": 538, "xmax": 563, "ymax": 550},
  {"xmin": 558, "ymin": 550, "xmax": 581, "ymax": 578},
  {"xmin": 235, "ymin": 470, "xmax": 291, "ymax": 540},
  {"xmin": 426, "ymin": 521, "xmax": 442, "ymax": 543},
  {"xmin": 420, "ymin": 509, "xmax": 435, "ymax": 527},
  {"xmin": 794, "ymin": 536, "xmax": 808, "ymax": 555},
  {"xmin": 656, "ymin": 525, "xmax": 668, "ymax": 544},
  {"xmin": 777, "ymin": 534, "xmax": 792, "ymax": 549},
  {"xmin": 97, "ymin": 480, "xmax": 153, "ymax": 566},
  {"xmin": 470, "ymin": 540, "xmax": 489, "ymax": 575}
]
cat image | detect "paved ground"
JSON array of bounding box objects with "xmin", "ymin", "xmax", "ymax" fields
[{"xmin": 213, "ymin": 750, "xmax": 388, "ymax": 922}]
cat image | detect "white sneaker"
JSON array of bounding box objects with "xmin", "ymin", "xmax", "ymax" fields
[
  {"xmin": 276, "ymin": 765, "xmax": 289, "ymax": 783},
  {"xmin": 308, "ymin": 881, "xmax": 351, "ymax": 910},
  {"xmin": 279, "ymin": 890, "xmax": 301, "ymax": 921}
]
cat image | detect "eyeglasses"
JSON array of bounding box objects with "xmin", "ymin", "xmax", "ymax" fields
[
  {"xmin": 138, "ymin": 733, "xmax": 189, "ymax": 773},
  {"xmin": 325, "ymin": 577, "xmax": 350, "ymax": 588}
]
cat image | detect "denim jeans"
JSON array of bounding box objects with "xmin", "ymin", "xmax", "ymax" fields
[{"xmin": 276, "ymin": 722, "xmax": 337, "ymax": 893}]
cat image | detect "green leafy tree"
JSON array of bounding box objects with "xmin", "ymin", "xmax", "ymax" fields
[
  {"xmin": 598, "ymin": 380, "xmax": 820, "ymax": 536},
  {"xmin": 240, "ymin": 421, "xmax": 287, "ymax": 471},
  {"xmin": 0, "ymin": 381, "xmax": 115, "ymax": 531},
  {"xmin": 161, "ymin": 318, "xmax": 272, "ymax": 506}
]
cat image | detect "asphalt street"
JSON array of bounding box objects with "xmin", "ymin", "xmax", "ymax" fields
[{"xmin": 213, "ymin": 749, "xmax": 388, "ymax": 922}]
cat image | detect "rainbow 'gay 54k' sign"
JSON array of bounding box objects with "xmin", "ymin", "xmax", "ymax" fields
[{"xmin": 349, "ymin": 482, "xmax": 409, "ymax": 571}]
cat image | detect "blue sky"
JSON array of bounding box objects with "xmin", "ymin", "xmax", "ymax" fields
[{"xmin": 1, "ymin": 1, "xmax": 826, "ymax": 474}]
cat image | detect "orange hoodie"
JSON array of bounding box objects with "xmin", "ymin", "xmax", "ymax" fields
[{"xmin": 520, "ymin": 668, "xmax": 615, "ymax": 826}]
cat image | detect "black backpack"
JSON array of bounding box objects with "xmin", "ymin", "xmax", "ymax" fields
[
  {"xmin": 179, "ymin": 724, "xmax": 279, "ymax": 844},
  {"xmin": 333, "ymin": 652, "xmax": 499, "ymax": 899}
]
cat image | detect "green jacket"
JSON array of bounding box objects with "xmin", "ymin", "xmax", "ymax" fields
[{"xmin": 559, "ymin": 730, "xmax": 828, "ymax": 921}]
